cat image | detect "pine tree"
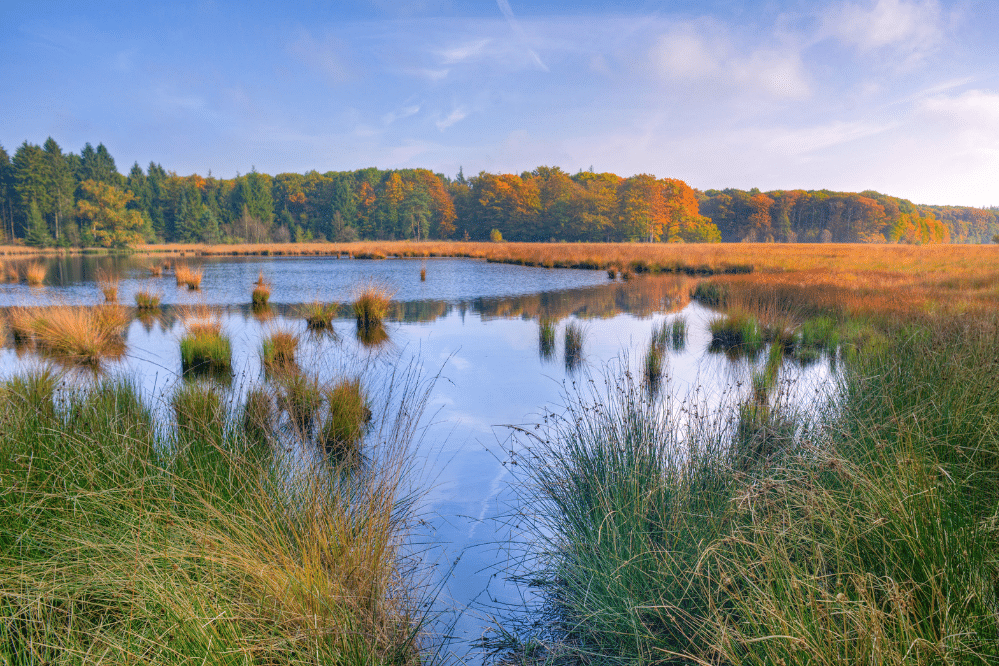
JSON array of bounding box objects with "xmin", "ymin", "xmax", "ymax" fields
[{"xmin": 25, "ymin": 199, "xmax": 52, "ymax": 247}]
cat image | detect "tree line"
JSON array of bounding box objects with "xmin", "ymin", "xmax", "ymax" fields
[{"xmin": 1, "ymin": 137, "xmax": 995, "ymax": 248}]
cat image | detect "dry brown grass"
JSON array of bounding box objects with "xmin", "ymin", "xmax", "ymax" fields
[
  {"xmin": 178, "ymin": 304, "xmax": 223, "ymax": 337},
  {"xmin": 9, "ymin": 305, "xmax": 130, "ymax": 364},
  {"xmin": 174, "ymin": 263, "xmax": 202, "ymax": 290},
  {"xmin": 24, "ymin": 262, "xmax": 47, "ymax": 286},
  {"xmin": 96, "ymin": 268, "xmax": 119, "ymax": 302}
]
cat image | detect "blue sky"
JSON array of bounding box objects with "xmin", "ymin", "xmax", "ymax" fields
[{"xmin": 2, "ymin": 0, "xmax": 996, "ymax": 206}]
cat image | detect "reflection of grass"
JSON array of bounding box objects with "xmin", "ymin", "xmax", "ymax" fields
[
  {"xmin": 564, "ymin": 321, "xmax": 584, "ymax": 370},
  {"xmin": 25, "ymin": 261, "xmax": 47, "ymax": 286},
  {"xmin": 0, "ymin": 372, "xmax": 427, "ymax": 663},
  {"xmin": 669, "ymin": 316, "xmax": 687, "ymax": 350},
  {"xmin": 538, "ymin": 317, "xmax": 557, "ymax": 359}
]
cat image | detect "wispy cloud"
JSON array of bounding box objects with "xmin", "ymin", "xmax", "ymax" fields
[
  {"xmin": 436, "ymin": 106, "xmax": 468, "ymax": 130},
  {"xmin": 439, "ymin": 38, "xmax": 492, "ymax": 65},
  {"xmin": 496, "ymin": 0, "xmax": 548, "ymax": 72},
  {"xmin": 382, "ymin": 103, "xmax": 422, "ymax": 125},
  {"xmin": 821, "ymin": 0, "xmax": 945, "ymax": 60}
]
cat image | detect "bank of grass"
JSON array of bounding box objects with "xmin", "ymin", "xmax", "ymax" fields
[
  {"xmin": 134, "ymin": 289, "xmax": 161, "ymax": 310},
  {"xmin": 498, "ymin": 309, "xmax": 999, "ymax": 665},
  {"xmin": 0, "ymin": 371, "xmax": 430, "ymax": 664}
]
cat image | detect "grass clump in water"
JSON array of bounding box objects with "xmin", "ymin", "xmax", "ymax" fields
[
  {"xmin": 134, "ymin": 289, "xmax": 161, "ymax": 310},
  {"xmin": 298, "ymin": 300, "xmax": 338, "ymax": 331},
  {"xmin": 668, "ymin": 316, "xmax": 687, "ymax": 350},
  {"xmin": 96, "ymin": 267, "xmax": 119, "ymax": 302},
  {"xmin": 318, "ymin": 378, "xmax": 372, "ymax": 460},
  {"xmin": 353, "ymin": 283, "xmax": 393, "ymax": 329},
  {"xmin": 252, "ymin": 271, "xmax": 271, "ymax": 308},
  {"xmin": 278, "ymin": 373, "xmax": 324, "ymax": 433},
  {"xmin": 179, "ymin": 310, "xmax": 231, "ymax": 375},
  {"xmin": 262, "ymin": 328, "xmax": 298, "ymax": 371},
  {"xmin": 242, "ymin": 386, "xmax": 275, "ymax": 445},
  {"xmin": 175, "ymin": 263, "xmax": 202, "ymax": 290},
  {"xmin": 20, "ymin": 305, "xmax": 130, "ymax": 365},
  {"xmin": 709, "ymin": 310, "xmax": 764, "ymax": 356},
  {"xmin": 692, "ymin": 280, "xmax": 727, "ymax": 306}
]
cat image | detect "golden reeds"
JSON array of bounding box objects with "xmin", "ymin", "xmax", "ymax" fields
[
  {"xmin": 252, "ymin": 271, "xmax": 271, "ymax": 307},
  {"xmin": 175, "ymin": 263, "xmax": 202, "ymax": 290},
  {"xmin": 11, "ymin": 305, "xmax": 130, "ymax": 364},
  {"xmin": 96, "ymin": 268, "xmax": 119, "ymax": 302}
]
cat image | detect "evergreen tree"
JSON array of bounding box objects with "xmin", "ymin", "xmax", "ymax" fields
[
  {"xmin": 78, "ymin": 143, "xmax": 122, "ymax": 187},
  {"xmin": 0, "ymin": 145, "xmax": 14, "ymax": 241},
  {"xmin": 25, "ymin": 199, "xmax": 52, "ymax": 247},
  {"xmin": 42, "ymin": 137, "xmax": 77, "ymax": 244}
]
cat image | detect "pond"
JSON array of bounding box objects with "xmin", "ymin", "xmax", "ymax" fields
[{"xmin": 0, "ymin": 254, "xmax": 836, "ymax": 659}]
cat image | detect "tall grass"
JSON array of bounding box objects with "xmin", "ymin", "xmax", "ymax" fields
[
  {"xmin": 262, "ymin": 328, "xmax": 299, "ymax": 370},
  {"xmin": 179, "ymin": 309, "xmax": 231, "ymax": 375},
  {"xmin": 0, "ymin": 367, "xmax": 435, "ymax": 664},
  {"xmin": 134, "ymin": 289, "xmax": 161, "ymax": 310},
  {"xmin": 318, "ymin": 378, "xmax": 372, "ymax": 461},
  {"xmin": 298, "ymin": 300, "xmax": 338, "ymax": 331},
  {"xmin": 353, "ymin": 283, "xmax": 393, "ymax": 328},
  {"xmin": 496, "ymin": 314, "xmax": 999, "ymax": 665}
]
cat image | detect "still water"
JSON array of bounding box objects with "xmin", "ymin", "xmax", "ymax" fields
[{"xmin": 0, "ymin": 255, "xmax": 834, "ymax": 657}]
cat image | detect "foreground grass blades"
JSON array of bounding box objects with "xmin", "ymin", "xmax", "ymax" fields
[
  {"xmin": 0, "ymin": 370, "xmax": 431, "ymax": 664},
  {"xmin": 503, "ymin": 314, "xmax": 999, "ymax": 665}
]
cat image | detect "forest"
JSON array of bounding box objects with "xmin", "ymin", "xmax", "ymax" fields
[{"xmin": 1, "ymin": 137, "xmax": 996, "ymax": 248}]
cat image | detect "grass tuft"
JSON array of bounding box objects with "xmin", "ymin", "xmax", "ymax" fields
[
  {"xmin": 538, "ymin": 317, "xmax": 557, "ymax": 360},
  {"xmin": 134, "ymin": 289, "xmax": 161, "ymax": 310},
  {"xmin": 318, "ymin": 378, "xmax": 372, "ymax": 460},
  {"xmin": 179, "ymin": 310, "xmax": 231, "ymax": 375},
  {"xmin": 353, "ymin": 283, "xmax": 393, "ymax": 329},
  {"xmin": 252, "ymin": 271, "xmax": 271, "ymax": 307},
  {"xmin": 96, "ymin": 267, "xmax": 119, "ymax": 302},
  {"xmin": 262, "ymin": 328, "xmax": 299, "ymax": 370},
  {"xmin": 175, "ymin": 263, "xmax": 203, "ymax": 290},
  {"xmin": 24, "ymin": 261, "xmax": 47, "ymax": 286},
  {"xmin": 298, "ymin": 300, "xmax": 338, "ymax": 331}
]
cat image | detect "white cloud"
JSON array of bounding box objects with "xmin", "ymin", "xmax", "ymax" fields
[
  {"xmin": 436, "ymin": 106, "xmax": 468, "ymax": 130},
  {"xmin": 439, "ymin": 38, "xmax": 492, "ymax": 65},
  {"xmin": 822, "ymin": 0, "xmax": 944, "ymax": 55},
  {"xmin": 652, "ymin": 23, "xmax": 810, "ymax": 100},
  {"xmin": 382, "ymin": 103, "xmax": 421, "ymax": 125}
]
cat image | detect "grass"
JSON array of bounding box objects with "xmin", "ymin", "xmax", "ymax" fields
[
  {"xmin": 179, "ymin": 310, "xmax": 231, "ymax": 375},
  {"xmin": 252, "ymin": 271, "xmax": 270, "ymax": 307},
  {"xmin": 134, "ymin": 289, "xmax": 161, "ymax": 310},
  {"xmin": 668, "ymin": 316, "xmax": 687, "ymax": 350},
  {"xmin": 353, "ymin": 283, "xmax": 393, "ymax": 329},
  {"xmin": 420, "ymin": 267, "xmax": 427, "ymax": 281},
  {"xmin": 96, "ymin": 267, "xmax": 119, "ymax": 302},
  {"xmin": 261, "ymin": 328, "xmax": 298, "ymax": 370},
  {"xmin": 278, "ymin": 373, "xmax": 324, "ymax": 433},
  {"xmin": 643, "ymin": 321, "xmax": 669, "ymax": 390},
  {"xmin": 495, "ymin": 295, "xmax": 999, "ymax": 665},
  {"xmin": 318, "ymin": 378, "xmax": 372, "ymax": 460},
  {"xmin": 298, "ymin": 300, "xmax": 338, "ymax": 331},
  {"xmin": 24, "ymin": 261, "xmax": 46, "ymax": 286},
  {"xmin": 171, "ymin": 379, "xmax": 227, "ymax": 441},
  {"xmin": 538, "ymin": 317, "xmax": 557, "ymax": 360},
  {"xmin": 0, "ymin": 369, "xmax": 432, "ymax": 664},
  {"xmin": 563, "ymin": 321, "xmax": 584, "ymax": 371},
  {"xmin": 8, "ymin": 305, "xmax": 130, "ymax": 365},
  {"xmin": 709, "ymin": 309, "xmax": 765, "ymax": 356},
  {"xmin": 242, "ymin": 386, "xmax": 275, "ymax": 445},
  {"xmin": 174, "ymin": 263, "xmax": 202, "ymax": 290}
]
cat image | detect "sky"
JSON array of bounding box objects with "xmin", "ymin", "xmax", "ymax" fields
[{"xmin": 2, "ymin": 0, "xmax": 997, "ymax": 206}]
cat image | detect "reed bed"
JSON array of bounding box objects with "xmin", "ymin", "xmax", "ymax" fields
[
  {"xmin": 24, "ymin": 261, "xmax": 47, "ymax": 286},
  {"xmin": 96, "ymin": 267, "xmax": 119, "ymax": 302},
  {"xmin": 174, "ymin": 263, "xmax": 202, "ymax": 290},
  {"xmin": 0, "ymin": 368, "xmax": 433, "ymax": 664}
]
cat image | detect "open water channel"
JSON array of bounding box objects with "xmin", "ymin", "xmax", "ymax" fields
[{"xmin": 0, "ymin": 254, "xmax": 835, "ymax": 658}]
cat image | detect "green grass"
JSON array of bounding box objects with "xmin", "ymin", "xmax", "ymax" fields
[
  {"xmin": 0, "ymin": 370, "xmax": 432, "ymax": 664},
  {"xmin": 180, "ymin": 330, "xmax": 232, "ymax": 375},
  {"xmin": 563, "ymin": 321, "xmax": 584, "ymax": 371},
  {"xmin": 318, "ymin": 378, "xmax": 372, "ymax": 461},
  {"xmin": 353, "ymin": 284, "xmax": 392, "ymax": 329},
  {"xmin": 278, "ymin": 373, "xmax": 323, "ymax": 433},
  {"xmin": 538, "ymin": 317, "xmax": 557, "ymax": 360},
  {"xmin": 709, "ymin": 310, "xmax": 765, "ymax": 356},
  {"xmin": 261, "ymin": 329, "xmax": 298, "ymax": 370},
  {"xmin": 692, "ymin": 280, "xmax": 727, "ymax": 306},
  {"xmin": 134, "ymin": 289, "xmax": 161, "ymax": 310},
  {"xmin": 298, "ymin": 300, "xmax": 338, "ymax": 331},
  {"xmin": 497, "ymin": 313, "xmax": 999, "ymax": 665}
]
